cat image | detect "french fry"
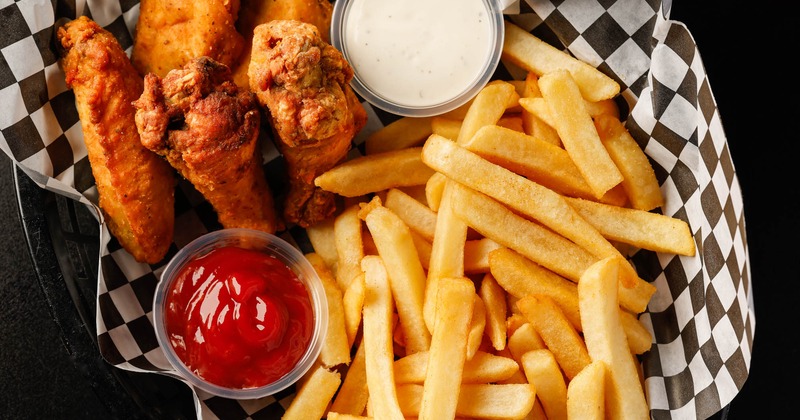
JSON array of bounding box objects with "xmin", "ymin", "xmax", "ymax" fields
[
  {"xmin": 619, "ymin": 310, "xmax": 653, "ymax": 355},
  {"xmin": 282, "ymin": 365, "xmax": 341, "ymax": 420},
  {"xmin": 397, "ymin": 384, "xmax": 535, "ymax": 420},
  {"xmin": 394, "ymin": 350, "xmax": 520, "ymax": 385},
  {"xmin": 457, "ymin": 81, "xmax": 520, "ymax": 144},
  {"xmin": 409, "ymin": 230, "xmax": 432, "ymax": 270},
  {"xmin": 502, "ymin": 21, "xmax": 620, "ymax": 102},
  {"xmin": 449, "ymin": 180, "xmax": 596, "ymax": 282},
  {"xmin": 565, "ymin": 196, "xmax": 695, "ymax": 256},
  {"xmin": 507, "ymin": 322, "xmax": 546, "ymax": 363},
  {"xmin": 334, "ymin": 204, "xmax": 365, "ymax": 290},
  {"xmin": 384, "ymin": 188, "xmax": 437, "ymax": 242},
  {"xmin": 424, "ymin": 171, "xmax": 447, "ymax": 212},
  {"xmin": 566, "ymin": 360, "xmax": 607, "ymax": 420},
  {"xmin": 464, "ymin": 238, "xmax": 503, "ymax": 274},
  {"xmin": 306, "ymin": 253, "xmax": 351, "ymax": 368},
  {"xmin": 420, "ymin": 277, "xmax": 475, "ymax": 420},
  {"xmin": 306, "ymin": 216, "xmax": 338, "ymax": 270},
  {"xmin": 467, "ymin": 295, "xmax": 487, "ymax": 360},
  {"xmin": 461, "ymin": 125, "xmax": 627, "ymax": 206},
  {"xmin": 431, "ymin": 116, "xmax": 463, "ymax": 140},
  {"xmin": 360, "ymin": 199, "xmax": 431, "ymax": 354},
  {"xmin": 578, "ymin": 256, "xmax": 649, "ymax": 419},
  {"xmin": 516, "ymin": 294, "xmax": 590, "ymax": 380},
  {"xmin": 521, "ymin": 349, "xmax": 568, "ymax": 420},
  {"xmin": 497, "ymin": 114, "xmax": 524, "ymax": 132},
  {"xmin": 594, "ymin": 113, "xmax": 664, "ymax": 211},
  {"xmin": 585, "ymin": 98, "xmax": 620, "ymax": 119},
  {"xmin": 343, "ymin": 272, "xmax": 366, "ymax": 347},
  {"xmin": 330, "ymin": 339, "xmax": 369, "ymax": 416},
  {"xmin": 315, "ymin": 147, "xmax": 435, "ymax": 197},
  {"xmin": 327, "ymin": 414, "xmax": 372, "ymax": 420},
  {"xmin": 479, "ymin": 272, "xmax": 508, "ymax": 351},
  {"xmin": 537, "ymin": 69, "xmax": 623, "ymax": 198},
  {"xmin": 521, "ymin": 72, "xmax": 562, "ymax": 146},
  {"xmin": 505, "ymin": 313, "xmax": 528, "ymax": 338},
  {"xmin": 423, "ymin": 182, "xmax": 469, "ymax": 332},
  {"xmin": 365, "ymin": 116, "xmax": 433, "ymax": 155},
  {"xmin": 361, "ymin": 255, "xmax": 405, "ymax": 420},
  {"xmin": 517, "ymin": 97, "xmax": 556, "ymax": 127}
]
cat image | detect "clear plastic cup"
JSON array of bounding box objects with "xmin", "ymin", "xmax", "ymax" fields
[{"xmin": 152, "ymin": 228, "xmax": 328, "ymax": 399}]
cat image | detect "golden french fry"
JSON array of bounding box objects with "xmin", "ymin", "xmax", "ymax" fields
[
  {"xmin": 424, "ymin": 171, "xmax": 447, "ymax": 212},
  {"xmin": 497, "ymin": 114, "xmax": 524, "ymax": 132},
  {"xmin": 619, "ymin": 309, "xmax": 653, "ymax": 355},
  {"xmin": 330, "ymin": 339, "xmax": 369, "ymax": 416},
  {"xmin": 315, "ymin": 147, "xmax": 435, "ymax": 197},
  {"xmin": 521, "ymin": 72, "xmax": 562, "ymax": 146},
  {"xmin": 307, "ymin": 253, "xmax": 351, "ymax": 368},
  {"xmin": 594, "ymin": 113, "xmax": 663, "ymax": 211},
  {"xmin": 467, "ymin": 295, "xmax": 487, "ymax": 361},
  {"xmin": 516, "ymin": 294, "xmax": 590, "ymax": 380},
  {"xmin": 423, "ymin": 135, "xmax": 628, "ymax": 267},
  {"xmin": 462, "ymin": 125, "xmax": 627, "ymax": 206},
  {"xmin": 343, "ymin": 272, "xmax": 366, "ymax": 347},
  {"xmin": 327, "ymin": 413, "xmax": 371, "ymax": 420},
  {"xmin": 384, "ymin": 188, "xmax": 437, "ymax": 242},
  {"xmin": 365, "ymin": 116, "xmax": 433, "ymax": 155},
  {"xmin": 566, "ymin": 360, "xmax": 607, "ymax": 420},
  {"xmin": 431, "ymin": 116, "xmax": 463, "ymax": 140},
  {"xmin": 521, "ymin": 349, "xmax": 568, "ymax": 420},
  {"xmin": 282, "ymin": 365, "xmax": 341, "ymax": 420},
  {"xmin": 502, "ymin": 21, "xmax": 620, "ymax": 102},
  {"xmin": 566, "ymin": 196, "xmax": 695, "ymax": 256},
  {"xmin": 518, "ymin": 97, "xmax": 557, "ymax": 127},
  {"xmin": 464, "ymin": 238, "xmax": 503, "ymax": 274},
  {"xmin": 424, "ymin": 181, "xmax": 469, "ymax": 332},
  {"xmin": 507, "ymin": 322, "xmax": 546, "ymax": 363},
  {"xmin": 334, "ymin": 204, "xmax": 365, "ymax": 290},
  {"xmin": 585, "ymin": 98, "xmax": 620, "ymax": 119},
  {"xmin": 420, "ymin": 277, "xmax": 475, "ymax": 420},
  {"xmin": 361, "ymin": 200, "xmax": 431, "ymax": 355},
  {"xmin": 479, "ymin": 272, "xmax": 508, "ymax": 351},
  {"xmin": 449, "ymin": 182, "xmax": 596, "ymax": 282},
  {"xmin": 505, "ymin": 313, "xmax": 528, "ymax": 338},
  {"xmin": 397, "ymin": 383, "xmax": 535, "ymax": 420},
  {"xmin": 361, "ymin": 255, "xmax": 405, "ymax": 420},
  {"xmin": 457, "ymin": 81, "xmax": 520, "ymax": 144},
  {"xmin": 578, "ymin": 256, "xmax": 649, "ymax": 419},
  {"xmin": 394, "ymin": 350, "xmax": 519, "ymax": 385},
  {"xmin": 538, "ymin": 69, "xmax": 623, "ymax": 198},
  {"xmin": 409, "ymin": 230, "xmax": 432, "ymax": 270},
  {"xmin": 306, "ymin": 216, "xmax": 338, "ymax": 270}
]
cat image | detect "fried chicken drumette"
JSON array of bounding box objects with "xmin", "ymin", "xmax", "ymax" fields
[
  {"xmin": 57, "ymin": 16, "xmax": 176, "ymax": 264},
  {"xmin": 133, "ymin": 56, "xmax": 281, "ymax": 233},
  {"xmin": 248, "ymin": 20, "xmax": 367, "ymax": 228}
]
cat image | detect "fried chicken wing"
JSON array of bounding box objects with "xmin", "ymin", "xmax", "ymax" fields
[
  {"xmin": 133, "ymin": 56, "xmax": 281, "ymax": 233},
  {"xmin": 57, "ymin": 16, "xmax": 176, "ymax": 264},
  {"xmin": 248, "ymin": 20, "xmax": 367, "ymax": 228},
  {"xmin": 231, "ymin": 0, "xmax": 333, "ymax": 90},
  {"xmin": 132, "ymin": 0, "xmax": 244, "ymax": 78}
]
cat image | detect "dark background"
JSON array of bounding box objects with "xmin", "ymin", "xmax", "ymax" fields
[{"xmin": 1, "ymin": 1, "xmax": 796, "ymax": 418}]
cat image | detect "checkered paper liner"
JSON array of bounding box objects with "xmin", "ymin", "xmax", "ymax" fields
[{"xmin": 0, "ymin": 0, "xmax": 753, "ymax": 418}]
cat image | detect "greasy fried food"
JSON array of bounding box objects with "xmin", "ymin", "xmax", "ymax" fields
[
  {"xmin": 133, "ymin": 56, "xmax": 280, "ymax": 233},
  {"xmin": 249, "ymin": 20, "xmax": 367, "ymax": 228},
  {"xmin": 131, "ymin": 0, "xmax": 245, "ymax": 78},
  {"xmin": 232, "ymin": 0, "xmax": 334, "ymax": 89},
  {"xmin": 57, "ymin": 16, "xmax": 175, "ymax": 264}
]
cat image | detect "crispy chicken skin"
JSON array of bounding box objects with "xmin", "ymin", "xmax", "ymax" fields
[
  {"xmin": 248, "ymin": 20, "xmax": 367, "ymax": 227},
  {"xmin": 133, "ymin": 56, "xmax": 281, "ymax": 233},
  {"xmin": 231, "ymin": 0, "xmax": 333, "ymax": 90},
  {"xmin": 57, "ymin": 16, "xmax": 176, "ymax": 264},
  {"xmin": 132, "ymin": 0, "xmax": 244, "ymax": 78}
]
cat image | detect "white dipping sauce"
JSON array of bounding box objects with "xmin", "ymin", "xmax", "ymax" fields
[{"xmin": 341, "ymin": 0, "xmax": 495, "ymax": 108}]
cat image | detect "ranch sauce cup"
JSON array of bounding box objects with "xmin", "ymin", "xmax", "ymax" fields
[{"xmin": 332, "ymin": 0, "xmax": 504, "ymax": 117}]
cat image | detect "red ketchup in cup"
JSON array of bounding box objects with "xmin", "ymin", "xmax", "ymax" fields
[{"xmin": 164, "ymin": 245, "xmax": 315, "ymax": 389}]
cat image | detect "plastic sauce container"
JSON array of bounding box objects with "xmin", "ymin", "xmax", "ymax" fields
[
  {"xmin": 332, "ymin": 0, "xmax": 504, "ymax": 117},
  {"xmin": 153, "ymin": 229, "xmax": 327, "ymax": 399}
]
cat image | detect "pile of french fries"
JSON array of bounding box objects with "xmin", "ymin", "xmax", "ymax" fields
[{"xmin": 281, "ymin": 21, "xmax": 695, "ymax": 420}]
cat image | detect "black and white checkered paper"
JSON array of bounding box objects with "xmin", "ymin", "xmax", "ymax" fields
[{"xmin": 1, "ymin": 0, "xmax": 753, "ymax": 418}]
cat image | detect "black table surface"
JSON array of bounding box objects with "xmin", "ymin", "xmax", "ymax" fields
[{"xmin": 1, "ymin": 1, "xmax": 796, "ymax": 418}]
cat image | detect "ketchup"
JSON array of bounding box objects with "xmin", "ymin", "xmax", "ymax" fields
[{"xmin": 164, "ymin": 246, "xmax": 314, "ymax": 389}]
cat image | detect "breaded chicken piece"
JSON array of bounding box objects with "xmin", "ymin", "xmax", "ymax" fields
[
  {"xmin": 57, "ymin": 16, "xmax": 176, "ymax": 264},
  {"xmin": 132, "ymin": 0, "xmax": 244, "ymax": 78},
  {"xmin": 133, "ymin": 56, "xmax": 281, "ymax": 233},
  {"xmin": 231, "ymin": 0, "xmax": 333, "ymax": 90},
  {"xmin": 248, "ymin": 20, "xmax": 367, "ymax": 228}
]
